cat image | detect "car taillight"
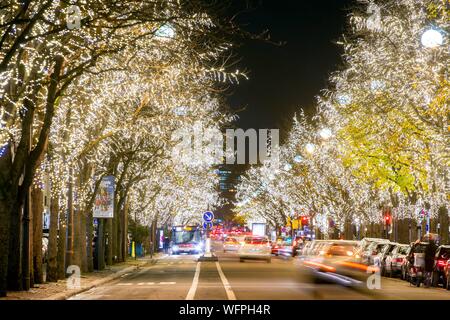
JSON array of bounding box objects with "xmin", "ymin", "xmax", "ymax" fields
[
  {"xmin": 394, "ymin": 258, "xmax": 403, "ymax": 263},
  {"xmin": 437, "ymin": 260, "xmax": 446, "ymax": 267}
]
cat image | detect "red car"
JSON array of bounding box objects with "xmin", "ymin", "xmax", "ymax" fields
[
  {"xmin": 445, "ymin": 259, "xmax": 450, "ymax": 290},
  {"xmin": 432, "ymin": 245, "xmax": 450, "ymax": 287}
]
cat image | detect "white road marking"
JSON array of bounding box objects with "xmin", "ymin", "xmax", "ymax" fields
[
  {"xmin": 215, "ymin": 262, "xmax": 236, "ymax": 300},
  {"xmin": 137, "ymin": 282, "xmax": 145, "ymax": 286},
  {"xmin": 186, "ymin": 262, "xmax": 201, "ymax": 300},
  {"xmin": 160, "ymin": 282, "xmax": 176, "ymax": 285},
  {"xmin": 118, "ymin": 283, "xmax": 132, "ymax": 286},
  {"xmin": 146, "ymin": 282, "xmax": 155, "ymax": 285}
]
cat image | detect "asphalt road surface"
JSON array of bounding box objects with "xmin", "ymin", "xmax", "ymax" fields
[{"xmin": 70, "ymin": 242, "xmax": 450, "ymax": 300}]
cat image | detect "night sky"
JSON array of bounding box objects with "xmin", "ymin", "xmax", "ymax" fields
[{"xmin": 227, "ymin": 0, "xmax": 355, "ymax": 142}]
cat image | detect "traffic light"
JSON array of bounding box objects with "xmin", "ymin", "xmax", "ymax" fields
[
  {"xmin": 385, "ymin": 215, "xmax": 391, "ymax": 225},
  {"xmin": 301, "ymin": 216, "xmax": 309, "ymax": 226}
]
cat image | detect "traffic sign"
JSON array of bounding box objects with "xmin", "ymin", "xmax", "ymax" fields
[
  {"xmin": 203, "ymin": 211, "xmax": 214, "ymax": 222},
  {"xmin": 203, "ymin": 222, "xmax": 213, "ymax": 229}
]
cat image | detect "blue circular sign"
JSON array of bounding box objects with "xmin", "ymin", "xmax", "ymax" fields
[
  {"xmin": 203, "ymin": 211, "xmax": 214, "ymax": 222},
  {"xmin": 203, "ymin": 222, "xmax": 213, "ymax": 229}
]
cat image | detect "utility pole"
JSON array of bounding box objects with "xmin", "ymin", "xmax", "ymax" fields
[{"xmin": 22, "ymin": 124, "xmax": 32, "ymax": 290}]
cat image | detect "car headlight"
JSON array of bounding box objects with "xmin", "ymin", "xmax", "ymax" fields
[
  {"xmin": 172, "ymin": 245, "xmax": 179, "ymax": 251},
  {"xmin": 195, "ymin": 245, "xmax": 202, "ymax": 251}
]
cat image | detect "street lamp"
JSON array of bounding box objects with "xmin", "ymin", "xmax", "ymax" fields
[
  {"xmin": 318, "ymin": 128, "xmax": 332, "ymax": 140},
  {"xmin": 293, "ymin": 155, "xmax": 303, "ymax": 163},
  {"xmin": 421, "ymin": 29, "xmax": 444, "ymax": 48},
  {"xmin": 337, "ymin": 94, "xmax": 352, "ymax": 106},
  {"xmin": 305, "ymin": 143, "xmax": 316, "ymax": 154},
  {"xmin": 155, "ymin": 23, "xmax": 175, "ymax": 39}
]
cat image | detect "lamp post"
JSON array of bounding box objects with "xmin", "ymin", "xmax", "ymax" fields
[{"xmin": 421, "ymin": 29, "xmax": 444, "ymax": 48}]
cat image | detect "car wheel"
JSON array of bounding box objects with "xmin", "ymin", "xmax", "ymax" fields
[
  {"xmin": 267, "ymin": 258, "xmax": 271, "ymax": 263},
  {"xmin": 240, "ymin": 258, "xmax": 244, "ymax": 263},
  {"xmin": 446, "ymin": 276, "xmax": 450, "ymax": 290}
]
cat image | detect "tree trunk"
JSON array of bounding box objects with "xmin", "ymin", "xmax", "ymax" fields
[
  {"xmin": 32, "ymin": 187, "xmax": 43, "ymax": 285},
  {"xmin": 80, "ymin": 209, "xmax": 87, "ymax": 273},
  {"xmin": 57, "ymin": 208, "xmax": 67, "ymax": 280},
  {"xmin": 7, "ymin": 203, "xmax": 22, "ymax": 291},
  {"xmin": 0, "ymin": 196, "xmax": 12, "ymax": 296},
  {"xmin": 66, "ymin": 174, "xmax": 75, "ymax": 268},
  {"xmin": 106, "ymin": 218, "xmax": 113, "ymax": 265},
  {"xmin": 46, "ymin": 195, "xmax": 59, "ymax": 282},
  {"xmin": 86, "ymin": 211, "xmax": 94, "ymax": 273},
  {"xmin": 121, "ymin": 198, "xmax": 129, "ymax": 261},
  {"xmin": 96, "ymin": 219, "xmax": 105, "ymax": 270}
]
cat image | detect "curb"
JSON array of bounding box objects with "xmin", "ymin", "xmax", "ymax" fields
[{"xmin": 46, "ymin": 257, "xmax": 160, "ymax": 300}]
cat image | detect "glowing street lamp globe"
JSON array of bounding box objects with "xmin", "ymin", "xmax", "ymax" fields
[
  {"xmin": 319, "ymin": 128, "xmax": 332, "ymax": 140},
  {"xmin": 337, "ymin": 94, "xmax": 352, "ymax": 106},
  {"xmin": 155, "ymin": 23, "xmax": 175, "ymax": 39},
  {"xmin": 293, "ymin": 155, "xmax": 303, "ymax": 163},
  {"xmin": 421, "ymin": 29, "xmax": 444, "ymax": 48},
  {"xmin": 305, "ymin": 143, "xmax": 316, "ymax": 154}
]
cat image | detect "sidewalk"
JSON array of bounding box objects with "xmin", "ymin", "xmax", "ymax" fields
[{"xmin": 1, "ymin": 253, "xmax": 166, "ymax": 300}]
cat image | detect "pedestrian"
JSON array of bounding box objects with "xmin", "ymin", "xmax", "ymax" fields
[
  {"xmin": 424, "ymin": 238, "xmax": 437, "ymax": 288},
  {"xmin": 164, "ymin": 236, "xmax": 170, "ymax": 254}
]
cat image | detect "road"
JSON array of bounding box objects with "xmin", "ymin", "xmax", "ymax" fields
[{"xmin": 70, "ymin": 242, "xmax": 450, "ymax": 300}]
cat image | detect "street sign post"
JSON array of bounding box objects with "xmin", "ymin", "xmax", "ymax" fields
[
  {"xmin": 203, "ymin": 221, "xmax": 213, "ymax": 229},
  {"xmin": 203, "ymin": 211, "xmax": 214, "ymax": 222},
  {"xmin": 198, "ymin": 211, "xmax": 218, "ymax": 261}
]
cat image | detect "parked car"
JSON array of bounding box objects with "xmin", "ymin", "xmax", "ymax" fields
[
  {"xmin": 298, "ymin": 241, "xmax": 313, "ymax": 257},
  {"xmin": 238, "ymin": 236, "xmax": 272, "ymax": 263},
  {"xmin": 368, "ymin": 241, "xmax": 391, "ymax": 266},
  {"xmin": 445, "ymin": 259, "xmax": 450, "ymax": 290},
  {"xmin": 404, "ymin": 242, "xmax": 429, "ymax": 286},
  {"xmin": 355, "ymin": 238, "xmax": 390, "ymax": 265},
  {"xmin": 379, "ymin": 242, "xmax": 398, "ymax": 275},
  {"xmin": 384, "ymin": 244, "xmax": 410, "ymax": 278},
  {"xmin": 431, "ymin": 245, "xmax": 450, "ymax": 287},
  {"xmin": 223, "ymin": 237, "xmax": 240, "ymax": 253}
]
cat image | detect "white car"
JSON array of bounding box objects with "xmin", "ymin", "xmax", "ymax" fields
[
  {"xmin": 223, "ymin": 237, "xmax": 241, "ymax": 252},
  {"xmin": 238, "ymin": 236, "xmax": 271, "ymax": 263}
]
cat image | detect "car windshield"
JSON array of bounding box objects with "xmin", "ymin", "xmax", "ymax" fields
[
  {"xmin": 412, "ymin": 244, "xmax": 428, "ymax": 253},
  {"xmin": 438, "ymin": 248, "xmax": 450, "ymax": 259},
  {"xmin": 397, "ymin": 246, "xmax": 409, "ymax": 255},
  {"xmin": 245, "ymin": 237, "xmax": 268, "ymax": 245}
]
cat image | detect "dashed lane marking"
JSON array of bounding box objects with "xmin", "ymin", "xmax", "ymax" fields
[
  {"xmin": 186, "ymin": 262, "xmax": 201, "ymax": 300},
  {"xmin": 216, "ymin": 262, "xmax": 236, "ymax": 300}
]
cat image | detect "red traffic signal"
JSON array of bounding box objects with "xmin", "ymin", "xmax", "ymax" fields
[
  {"xmin": 385, "ymin": 215, "xmax": 391, "ymax": 225},
  {"xmin": 301, "ymin": 216, "xmax": 309, "ymax": 226}
]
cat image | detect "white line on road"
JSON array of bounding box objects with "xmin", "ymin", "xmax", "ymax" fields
[
  {"xmin": 215, "ymin": 262, "xmax": 236, "ymax": 300},
  {"xmin": 185, "ymin": 262, "xmax": 201, "ymax": 300},
  {"xmin": 160, "ymin": 282, "xmax": 176, "ymax": 285}
]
